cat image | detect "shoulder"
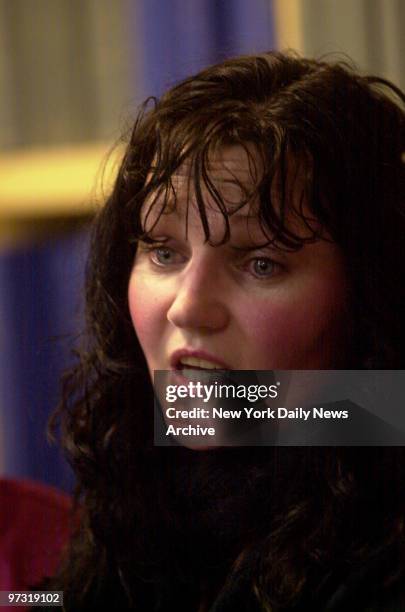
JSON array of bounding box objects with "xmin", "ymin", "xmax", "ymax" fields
[
  {"xmin": 0, "ymin": 478, "xmax": 72, "ymax": 590},
  {"xmin": 0, "ymin": 477, "xmax": 71, "ymax": 510}
]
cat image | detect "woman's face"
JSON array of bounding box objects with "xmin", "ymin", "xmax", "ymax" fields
[{"xmin": 128, "ymin": 146, "xmax": 350, "ymax": 377}]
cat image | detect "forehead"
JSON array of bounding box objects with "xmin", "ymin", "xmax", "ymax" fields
[
  {"xmin": 146, "ymin": 144, "xmax": 261, "ymax": 203},
  {"xmin": 173, "ymin": 144, "xmax": 261, "ymax": 181},
  {"xmin": 142, "ymin": 144, "xmax": 261, "ymax": 230},
  {"xmin": 141, "ymin": 143, "xmax": 318, "ymax": 244}
]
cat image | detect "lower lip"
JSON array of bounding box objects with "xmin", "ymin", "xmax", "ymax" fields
[
  {"xmin": 170, "ymin": 368, "xmax": 216, "ymax": 385},
  {"xmin": 170, "ymin": 369, "xmax": 189, "ymax": 385}
]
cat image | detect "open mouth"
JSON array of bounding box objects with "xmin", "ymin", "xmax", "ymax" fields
[{"xmin": 176, "ymin": 356, "xmax": 224, "ymax": 371}]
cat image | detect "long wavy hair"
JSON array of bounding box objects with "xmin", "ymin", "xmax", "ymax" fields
[{"xmin": 51, "ymin": 52, "xmax": 405, "ymax": 610}]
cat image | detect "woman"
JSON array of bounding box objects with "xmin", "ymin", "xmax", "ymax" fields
[{"xmin": 44, "ymin": 52, "xmax": 405, "ymax": 610}]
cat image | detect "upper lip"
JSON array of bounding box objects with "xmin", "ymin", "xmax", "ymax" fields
[{"xmin": 170, "ymin": 349, "xmax": 231, "ymax": 370}]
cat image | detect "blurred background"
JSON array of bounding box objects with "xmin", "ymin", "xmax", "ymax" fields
[{"xmin": 0, "ymin": 0, "xmax": 404, "ymax": 493}]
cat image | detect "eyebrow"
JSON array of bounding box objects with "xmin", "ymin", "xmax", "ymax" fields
[
  {"xmin": 150, "ymin": 206, "xmax": 259, "ymax": 222},
  {"xmin": 228, "ymin": 243, "xmax": 276, "ymax": 253},
  {"xmin": 228, "ymin": 213, "xmax": 259, "ymax": 221}
]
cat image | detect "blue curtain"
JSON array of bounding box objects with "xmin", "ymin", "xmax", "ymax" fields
[
  {"xmin": 0, "ymin": 229, "xmax": 89, "ymax": 492},
  {"xmin": 136, "ymin": 0, "xmax": 275, "ymax": 96}
]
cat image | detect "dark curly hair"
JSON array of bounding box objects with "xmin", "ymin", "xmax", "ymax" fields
[{"xmin": 48, "ymin": 52, "xmax": 405, "ymax": 611}]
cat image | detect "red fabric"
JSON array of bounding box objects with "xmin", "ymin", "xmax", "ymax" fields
[{"xmin": 0, "ymin": 478, "xmax": 71, "ymax": 609}]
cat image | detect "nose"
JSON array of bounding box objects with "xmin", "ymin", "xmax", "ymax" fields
[{"xmin": 167, "ymin": 260, "xmax": 230, "ymax": 332}]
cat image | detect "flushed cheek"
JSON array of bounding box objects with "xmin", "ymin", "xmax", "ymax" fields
[
  {"xmin": 237, "ymin": 292, "xmax": 347, "ymax": 369},
  {"xmin": 127, "ymin": 274, "xmax": 168, "ymax": 363},
  {"xmin": 239, "ymin": 304, "xmax": 307, "ymax": 368}
]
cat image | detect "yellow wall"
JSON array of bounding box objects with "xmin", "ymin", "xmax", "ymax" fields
[
  {"xmin": 0, "ymin": 142, "xmax": 123, "ymax": 246},
  {"xmin": 273, "ymin": 0, "xmax": 304, "ymax": 53}
]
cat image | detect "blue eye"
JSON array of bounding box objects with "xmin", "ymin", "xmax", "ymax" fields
[
  {"xmin": 154, "ymin": 247, "xmax": 173, "ymax": 264},
  {"xmin": 151, "ymin": 247, "xmax": 184, "ymax": 266},
  {"xmin": 250, "ymin": 258, "xmax": 276, "ymax": 278}
]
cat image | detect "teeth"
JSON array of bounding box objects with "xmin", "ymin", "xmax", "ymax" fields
[{"xmin": 179, "ymin": 356, "xmax": 222, "ymax": 370}]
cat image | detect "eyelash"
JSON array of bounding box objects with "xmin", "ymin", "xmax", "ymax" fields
[
  {"xmin": 149, "ymin": 245, "xmax": 185, "ymax": 266},
  {"xmin": 247, "ymin": 258, "xmax": 278, "ymax": 278},
  {"xmin": 137, "ymin": 241, "xmax": 282, "ymax": 280},
  {"xmin": 138, "ymin": 242, "xmax": 185, "ymax": 266}
]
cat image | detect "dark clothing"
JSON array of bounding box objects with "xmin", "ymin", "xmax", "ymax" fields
[
  {"xmin": 209, "ymin": 548, "xmax": 405, "ymax": 611},
  {"xmin": 34, "ymin": 546, "xmax": 405, "ymax": 611}
]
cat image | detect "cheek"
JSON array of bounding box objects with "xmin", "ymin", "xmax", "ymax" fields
[
  {"xmin": 241, "ymin": 303, "xmax": 313, "ymax": 364},
  {"xmin": 127, "ymin": 271, "xmax": 165, "ymax": 353},
  {"xmin": 236, "ymin": 276, "xmax": 349, "ymax": 368}
]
